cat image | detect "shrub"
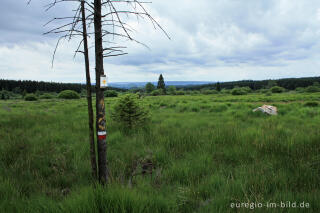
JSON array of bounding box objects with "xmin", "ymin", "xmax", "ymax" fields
[
  {"xmin": 304, "ymin": 101, "xmax": 319, "ymax": 107},
  {"xmin": 191, "ymin": 91, "xmax": 200, "ymax": 95},
  {"xmin": 58, "ymin": 90, "xmax": 80, "ymax": 99},
  {"xmin": 35, "ymin": 90, "xmax": 42, "ymax": 97},
  {"xmin": 145, "ymin": 82, "xmax": 156, "ymax": 93},
  {"xmin": 221, "ymin": 89, "xmax": 231, "ymax": 94},
  {"xmin": 80, "ymin": 89, "xmax": 87, "ymax": 97},
  {"xmin": 295, "ymin": 87, "xmax": 305, "ymax": 93},
  {"xmin": 241, "ymin": 87, "xmax": 252, "ymax": 93},
  {"xmin": 265, "ymin": 91, "xmax": 272, "ymax": 96},
  {"xmin": 40, "ymin": 93, "xmax": 54, "ymax": 99},
  {"xmin": 259, "ymin": 89, "xmax": 269, "ymax": 93},
  {"xmin": 231, "ymin": 87, "xmax": 247, "ymax": 95},
  {"xmin": 135, "ymin": 92, "xmax": 143, "ymax": 98},
  {"xmin": 305, "ymin": 86, "xmax": 320, "ymax": 93},
  {"xmin": 150, "ymin": 89, "xmax": 162, "ymax": 96},
  {"xmin": 112, "ymin": 94, "xmax": 150, "ymax": 129},
  {"xmin": 176, "ymin": 90, "xmax": 185, "ymax": 95},
  {"xmin": 25, "ymin": 94, "xmax": 38, "ymax": 101},
  {"xmin": 104, "ymin": 90, "xmax": 118, "ymax": 97},
  {"xmin": 0, "ymin": 90, "xmax": 10, "ymax": 100},
  {"xmin": 167, "ymin": 86, "xmax": 177, "ymax": 95},
  {"xmin": 201, "ymin": 89, "xmax": 218, "ymax": 95},
  {"xmin": 270, "ymin": 86, "xmax": 285, "ymax": 93}
]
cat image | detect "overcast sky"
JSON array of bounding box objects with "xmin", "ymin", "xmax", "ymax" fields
[{"xmin": 1, "ymin": 0, "xmax": 320, "ymax": 83}]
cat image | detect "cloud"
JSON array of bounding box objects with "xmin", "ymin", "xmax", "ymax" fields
[{"xmin": 0, "ymin": 0, "xmax": 320, "ymax": 83}]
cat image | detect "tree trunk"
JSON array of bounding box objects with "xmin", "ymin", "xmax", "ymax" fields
[
  {"xmin": 94, "ymin": 0, "xmax": 108, "ymax": 184},
  {"xmin": 81, "ymin": 0, "xmax": 97, "ymax": 179}
]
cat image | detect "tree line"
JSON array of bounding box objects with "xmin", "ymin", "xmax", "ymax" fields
[
  {"xmin": 0, "ymin": 79, "xmax": 125, "ymax": 93},
  {"xmin": 2, "ymin": 76, "xmax": 320, "ymax": 95}
]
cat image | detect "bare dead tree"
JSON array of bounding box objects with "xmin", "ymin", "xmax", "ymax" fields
[
  {"xmin": 92, "ymin": 0, "xmax": 170, "ymax": 184},
  {"xmin": 32, "ymin": 0, "xmax": 98, "ymax": 179},
  {"xmin": 81, "ymin": 0, "xmax": 98, "ymax": 180},
  {"xmin": 93, "ymin": 0, "xmax": 109, "ymax": 184},
  {"xmin": 29, "ymin": 0, "xmax": 169, "ymax": 184}
]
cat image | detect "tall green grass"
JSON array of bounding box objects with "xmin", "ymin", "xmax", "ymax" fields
[{"xmin": 0, "ymin": 93, "xmax": 319, "ymax": 212}]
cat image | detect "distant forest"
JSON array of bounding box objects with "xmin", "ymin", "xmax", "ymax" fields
[
  {"xmin": 183, "ymin": 76, "xmax": 320, "ymax": 91},
  {"xmin": 0, "ymin": 79, "xmax": 125, "ymax": 93},
  {"xmin": 1, "ymin": 76, "xmax": 320, "ymax": 93}
]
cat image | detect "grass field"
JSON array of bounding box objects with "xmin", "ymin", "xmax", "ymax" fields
[{"xmin": 0, "ymin": 92, "xmax": 320, "ymax": 212}]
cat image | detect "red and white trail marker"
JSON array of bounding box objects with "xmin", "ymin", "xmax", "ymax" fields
[{"xmin": 98, "ymin": 131, "xmax": 107, "ymax": 140}]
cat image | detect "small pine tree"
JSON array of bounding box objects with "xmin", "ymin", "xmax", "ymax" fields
[
  {"xmin": 157, "ymin": 74, "xmax": 166, "ymax": 94},
  {"xmin": 216, "ymin": 82, "xmax": 221, "ymax": 92},
  {"xmin": 112, "ymin": 94, "xmax": 150, "ymax": 129}
]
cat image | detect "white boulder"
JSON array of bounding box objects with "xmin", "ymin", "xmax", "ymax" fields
[{"xmin": 253, "ymin": 105, "xmax": 278, "ymax": 115}]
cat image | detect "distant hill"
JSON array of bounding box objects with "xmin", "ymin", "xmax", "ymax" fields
[
  {"xmin": 108, "ymin": 81, "xmax": 214, "ymax": 89},
  {"xmin": 182, "ymin": 76, "xmax": 320, "ymax": 91}
]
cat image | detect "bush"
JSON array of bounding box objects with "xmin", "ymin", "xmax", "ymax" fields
[
  {"xmin": 80, "ymin": 89, "xmax": 87, "ymax": 97},
  {"xmin": 40, "ymin": 93, "xmax": 54, "ymax": 99},
  {"xmin": 191, "ymin": 91, "xmax": 200, "ymax": 95},
  {"xmin": 135, "ymin": 92, "xmax": 143, "ymax": 98},
  {"xmin": 104, "ymin": 90, "xmax": 118, "ymax": 97},
  {"xmin": 167, "ymin": 86, "xmax": 177, "ymax": 95},
  {"xmin": 231, "ymin": 87, "xmax": 247, "ymax": 95},
  {"xmin": 258, "ymin": 89, "xmax": 269, "ymax": 94},
  {"xmin": 0, "ymin": 90, "xmax": 10, "ymax": 100},
  {"xmin": 270, "ymin": 86, "xmax": 285, "ymax": 93},
  {"xmin": 112, "ymin": 94, "xmax": 149, "ymax": 129},
  {"xmin": 305, "ymin": 86, "xmax": 320, "ymax": 93},
  {"xmin": 304, "ymin": 101, "xmax": 319, "ymax": 107},
  {"xmin": 150, "ymin": 89, "xmax": 162, "ymax": 96},
  {"xmin": 58, "ymin": 90, "xmax": 80, "ymax": 99},
  {"xmin": 295, "ymin": 87, "xmax": 305, "ymax": 93},
  {"xmin": 241, "ymin": 87, "xmax": 252, "ymax": 93},
  {"xmin": 201, "ymin": 89, "xmax": 218, "ymax": 95},
  {"xmin": 221, "ymin": 89, "xmax": 231, "ymax": 94},
  {"xmin": 35, "ymin": 90, "xmax": 41, "ymax": 97},
  {"xmin": 145, "ymin": 82, "xmax": 156, "ymax": 93},
  {"xmin": 176, "ymin": 90, "xmax": 185, "ymax": 95},
  {"xmin": 25, "ymin": 94, "xmax": 38, "ymax": 101},
  {"xmin": 265, "ymin": 91, "xmax": 272, "ymax": 96}
]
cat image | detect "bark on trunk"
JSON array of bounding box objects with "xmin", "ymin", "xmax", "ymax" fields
[
  {"xmin": 94, "ymin": 0, "xmax": 108, "ymax": 184},
  {"xmin": 81, "ymin": 0, "xmax": 97, "ymax": 179}
]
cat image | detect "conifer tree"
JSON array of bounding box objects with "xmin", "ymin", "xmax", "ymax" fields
[
  {"xmin": 157, "ymin": 74, "xmax": 166, "ymax": 94},
  {"xmin": 216, "ymin": 82, "xmax": 221, "ymax": 92}
]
